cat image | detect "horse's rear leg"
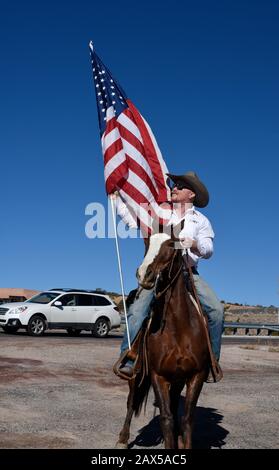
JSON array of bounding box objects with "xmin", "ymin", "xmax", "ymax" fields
[
  {"xmin": 180, "ymin": 371, "xmax": 205, "ymax": 449},
  {"xmin": 152, "ymin": 373, "xmax": 175, "ymax": 449},
  {"xmin": 116, "ymin": 379, "xmax": 135, "ymax": 448}
]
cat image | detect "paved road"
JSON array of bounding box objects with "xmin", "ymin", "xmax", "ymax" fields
[{"xmin": 0, "ymin": 329, "xmax": 278, "ymax": 449}]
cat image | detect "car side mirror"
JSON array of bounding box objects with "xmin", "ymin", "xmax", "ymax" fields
[{"xmin": 53, "ymin": 301, "xmax": 62, "ymax": 307}]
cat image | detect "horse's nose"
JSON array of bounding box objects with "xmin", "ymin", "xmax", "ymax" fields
[{"xmin": 137, "ymin": 266, "xmax": 145, "ymax": 282}]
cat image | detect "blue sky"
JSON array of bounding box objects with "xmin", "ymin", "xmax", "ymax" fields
[{"xmin": 1, "ymin": 0, "xmax": 278, "ymax": 306}]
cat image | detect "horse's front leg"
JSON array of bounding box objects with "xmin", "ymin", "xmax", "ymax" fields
[
  {"xmin": 180, "ymin": 371, "xmax": 206, "ymax": 449},
  {"xmin": 152, "ymin": 372, "xmax": 175, "ymax": 449},
  {"xmin": 115, "ymin": 379, "xmax": 135, "ymax": 448},
  {"xmin": 170, "ymin": 380, "xmax": 185, "ymax": 444}
]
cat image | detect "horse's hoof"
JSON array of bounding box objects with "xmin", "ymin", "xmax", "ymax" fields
[
  {"xmin": 115, "ymin": 441, "xmax": 128, "ymax": 449},
  {"xmin": 178, "ymin": 435, "xmax": 184, "ymax": 449}
]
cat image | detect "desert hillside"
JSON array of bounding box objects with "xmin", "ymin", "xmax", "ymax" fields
[{"xmin": 223, "ymin": 303, "xmax": 278, "ymax": 324}]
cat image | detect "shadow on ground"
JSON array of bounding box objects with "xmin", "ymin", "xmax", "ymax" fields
[{"xmin": 129, "ymin": 401, "xmax": 228, "ymax": 449}]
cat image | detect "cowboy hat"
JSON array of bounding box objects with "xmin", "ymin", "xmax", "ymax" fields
[{"xmin": 166, "ymin": 171, "xmax": 209, "ymax": 208}]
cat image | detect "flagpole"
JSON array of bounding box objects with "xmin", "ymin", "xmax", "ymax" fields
[{"xmin": 109, "ymin": 195, "xmax": 131, "ymax": 350}]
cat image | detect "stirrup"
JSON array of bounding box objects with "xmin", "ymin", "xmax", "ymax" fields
[
  {"xmin": 206, "ymin": 362, "xmax": 223, "ymax": 383},
  {"xmin": 113, "ymin": 350, "xmax": 138, "ymax": 381}
]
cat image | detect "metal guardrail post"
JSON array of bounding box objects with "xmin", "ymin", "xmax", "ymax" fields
[{"xmin": 223, "ymin": 322, "xmax": 279, "ymax": 336}]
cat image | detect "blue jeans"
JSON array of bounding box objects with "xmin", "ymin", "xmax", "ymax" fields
[{"xmin": 121, "ymin": 274, "xmax": 224, "ymax": 361}]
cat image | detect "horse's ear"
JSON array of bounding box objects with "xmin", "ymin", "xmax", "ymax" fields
[
  {"xmin": 151, "ymin": 218, "xmax": 159, "ymax": 234},
  {"xmin": 151, "ymin": 219, "xmax": 165, "ymax": 234},
  {"xmin": 171, "ymin": 220, "xmax": 184, "ymax": 240},
  {"xmin": 163, "ymin": 224, "xmax": 172, "ymax": 237},
  {"xmin": 151, "ymin": 219, "xmax": 171, "ymax": 236}
]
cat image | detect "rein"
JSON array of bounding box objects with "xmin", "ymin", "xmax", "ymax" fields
[
  {"xmin": 154, "ymin": 251, "xmax": 183, "ymax": 300},
  {"xmin": 154, "ymin": 249, "xmax": 183, "ymax": 332},
  {"xmin": 154, "ymin": 220, "xmax": 186, "ymax": 299}
]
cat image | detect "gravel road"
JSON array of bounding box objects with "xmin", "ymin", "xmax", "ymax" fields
[{"xmin": 0, "ymin": 329, "xmax": 278, "ymax": 449}]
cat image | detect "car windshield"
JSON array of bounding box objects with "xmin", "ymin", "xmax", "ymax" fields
[{"xmin": 27, "ymin": 292, "xmax": 59, "ymax": 304}]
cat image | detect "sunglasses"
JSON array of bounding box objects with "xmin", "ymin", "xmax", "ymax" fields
[
  {"xmin": 175, "ymin": 183, "xmax": 189, "ymax": 191},
  {"xmin": 167, "ymin": 180, "xmax": 189, "ymax": 191}
]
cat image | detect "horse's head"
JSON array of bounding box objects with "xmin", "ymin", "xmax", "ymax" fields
[{"xmin": 137, "ymin": 232, "xmax": 179, "ymax": 289}]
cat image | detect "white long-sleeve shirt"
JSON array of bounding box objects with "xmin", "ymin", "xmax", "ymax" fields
[
  {"xmin": 167, "ymin": 207, "xmax": 214, "ymax": 267},
  {"xmin": 115, "ymin": 198, "xmax": 214, "ymax": 268},
  {"xmin": 115, "ymin": 197, "xmax": 138, "ymax": 229}
]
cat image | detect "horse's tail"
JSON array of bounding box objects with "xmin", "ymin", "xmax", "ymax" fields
[{"xmin": 133, "ymin": 373, "xmax": 151, "ymax": 417}]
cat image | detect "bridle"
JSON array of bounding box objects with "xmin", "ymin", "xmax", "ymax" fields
[
  {"xmin": 139, "ymin": 248, "xmax": 183, "ymax": 300},
  {"xmin": 154, "ymin": 250, "xmax": 183, "ymax": 299},
  {"xmin": 138, "ymin": 221, "xmax": 185, "ymax": 299}
]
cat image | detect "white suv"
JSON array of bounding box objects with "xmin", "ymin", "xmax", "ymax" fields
[{"xmin": 0, "ymin": 289, "xmax": 121, "ymax": 337}]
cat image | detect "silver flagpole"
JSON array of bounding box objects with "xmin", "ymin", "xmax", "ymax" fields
[{"xmin": 109, "ymin": 195, "xmax": 131, "ymax": 350}]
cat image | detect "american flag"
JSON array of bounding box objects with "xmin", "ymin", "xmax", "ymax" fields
[{"xmin": 89, "ymin": 42, "xmax": 171, "ymax": 235}]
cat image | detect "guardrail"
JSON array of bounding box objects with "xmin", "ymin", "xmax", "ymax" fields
[
  {"xmin": 120, "ymin": 318, "xmax": 279, "ymax": 336},
  {"xmin": 223, "ymin": 322, "xmax": 279, "ymax": 336}
]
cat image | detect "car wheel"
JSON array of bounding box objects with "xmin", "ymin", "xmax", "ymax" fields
[
  {"xmin": 92, "ymin": 318, "xmax": 110, "ymax": 338},
  {"xmin": 67, "ymin": 328, "xmax": 81, "ymax": 337},
  {"xmin": 2, "ymin": 325, "xmax": 19, "ymax": 334},
  {"xmin": 27, "ymin": 315, "xmax": 46, "ymax": 336}
]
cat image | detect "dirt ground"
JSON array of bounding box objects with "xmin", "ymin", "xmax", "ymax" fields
[{"xmin": 0, "ymin": 329, "xmax": 278, "ymax": 449}]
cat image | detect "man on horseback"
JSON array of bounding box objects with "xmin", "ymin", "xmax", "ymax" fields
[{"xmin": 115, "ymin": 171, "xmax": 224, "ymax": 382}]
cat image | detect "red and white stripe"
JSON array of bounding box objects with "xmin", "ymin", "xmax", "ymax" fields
[{"xmin": 101, "ymin": 101, "xmax": 171, "ymax": 233}]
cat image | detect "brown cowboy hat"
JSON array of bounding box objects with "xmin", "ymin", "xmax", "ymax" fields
[{"xmin": 166, "ymin": 171, "xmax": 209, "ymax": 208}]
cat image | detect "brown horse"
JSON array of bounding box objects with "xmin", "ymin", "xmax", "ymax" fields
[{"xmin": 116, "ymin": 232, "xmax": 210, "ymax": 449}]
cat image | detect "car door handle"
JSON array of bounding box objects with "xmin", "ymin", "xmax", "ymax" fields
[{"xmin": 71, "ymin": 308, "xmax": 77, "ymax": 311}]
